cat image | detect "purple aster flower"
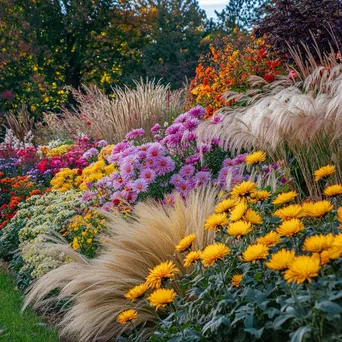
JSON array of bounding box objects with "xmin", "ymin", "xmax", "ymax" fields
[
  {"xmin": 102, "ymin": 202, "xmax": 114, "ymax": 211},
  {"xmin": 163, "ymin": 194, "xmax": 175, "ymax": 206},
  {"xmin": 185, "ymin": 154, "xmax": 200, "ymax": 165},
  {"xmin": 210, "ymin": 114, "xmax": 223, "ymax": 124},
  {"xmin": 132, "ymin": 178, "xmax": 148, "ymax": 193},
  {"xmin": 97, "ymin": 140, "xmax": 108, "ymax": 147},
  {"xmin": 182, "ymin": 131, "xmax": 197, "ymax": 142},
  {"xmin": 188, "ymin": 105, "xmax": 205, "ymax": 118},
  {"xmin": 176, "ymin": 179, "xmax": 195, "ymax": 195},
  {"xmin": 170, "ymin": 173, "xmax": 184, "ymax": 186},
  {"xmin": 112, "ymin": 141, "xmax": 129, "ymax": 154},
  {"xmin": 120, "ymin": 162, "xmax": 134, "ymax": 179},
  {"xmin": 146, "ymin": 143, "xmax": 165, "ymax": 159},
  {"xmin": 155, "ymin": 156, "xmax": 176, "ymax": 175},
  {"xmin": 211, "ymin": 137, "xmax": 220, "ymax": 145},
  {"xmin": 235, "ymin": 154, "xmax": 247, "ymax": 164},
  {"xmin": 183, "ymin": 118, "xmax": 199, "ymax": 131},
  {"xmin": 174, "ymin": 113, "xmax": 190, "ymax": 124},
  {"xmin": 195, "ymin": 171, "xmax": 211, "ymax": 185},
  {"xmin": 179, "ymin": 165, "xmax": 195, "ymax": 178},
  {"xmin": 82, "ymin": 147, "xmax": 98, "ymax": 160},
  {"xmin": 125, "ymin": 128, "xmax": 145, "ymax": 140},
  {"xmin": 151, "ymin": 123, "xmax": 161, "ymax": 133},
  {"xmin": 223, "ymin": 158, "xmax": 236, "ymax": 167},
  {"xmin": 140, "ymin": 168, "xmax": 156, "ymax": 184}
]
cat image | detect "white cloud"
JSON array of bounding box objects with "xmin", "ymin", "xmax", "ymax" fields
[{"xmin": 198, "ymin": 0, "xmax": 226, "ymax": 18}]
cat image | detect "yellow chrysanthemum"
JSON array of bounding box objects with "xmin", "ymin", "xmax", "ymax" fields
[
  {"xmin": 324, "ymin": 184, "xmax": 342, "ymax": 197},
  {"xmin": 256, "ymin": 231, "xmax": 281, "ymax": 247},
  {"xmin": 231, "ymin": 181, "xmax": 257, "ymax": 198},
  {"xmin": 183, "ymin": 250, "xmax": 202, "ymax": 267},
  {"xmin": 265, "ymin": 249, "xmax": 296, "ymax": 271},
  {"xmin": 302, "ymin": 233, "xmax": 335, "ymax": 253},
  {"xmin": 244, "ymin": 208, "xmax": 263, "ymax": 225},
  {"xmin": 241, "ymin": 243, "xmax": 269, "ymax": 263},
  {"xmin": 303, "ymin": 200, "xmax": 334, "ymax": 218},
  {"xmin": 319, "ymin": 247, "xmax": 342, "ymax": 266},
  {"xmin": 314, "ymin": 164, "xmax": 336, "ymax": 182},
  {"xmin": 255, "ymin": 190, "xmax": 271, "ymax": 201},
  {"xmin": 215, "ymin": 198, "xmax": 237, "ymax": 213},
  {"xmin": 175, "ymin": 234, "xmax": 197, "ymax": 252},
  {"xmin": 245, "ymin": 151, "xmax": 266, "ymax": 165},
  {"xmin": 276, "ymin": 218, "xmax": 305, "ymax": 237},
  {"xmin": 117, "ymin": 309, "xmax": 138, "ymax": 324},
  {"xmin": 124, "ymin": 283, "xmax": 149, "ymax": 302},
  {"xmin": 147, "ymin": 288, "xmax": 176, "ymax": 311},
  {"xmin": 338, "ymin": 207, "xmax": 342, "ymax": 227},
  {"xmin": 227, "ymin": 221, "xmax": 252, "ymax": 239},
  {"xmin": 146, "ymin": 261, "xmax": 179, "ymax": 289},
  {"xmin": 201, "ymin": 243, "xmax": 230, "ymax": 267},
  {"xmin": 273, "ymin": 204, "xmax": 304, "ymax": 221},
  {"xmin": 272, "ymin": 191, "xmax": 298, "ymax": 206},
  {"xmin": 204, "ymin": 213, "xmax": 229, "ymax": 231},
  {"xmin": 230, "ymin": 201, "xmax": 248, "ymax": 222},
  {"xmin": 232, "ymin": 274, "xmax": 243, "ymax": 287},
  {"xmin": 284, "ymin": 255, "xmax": 320, "ymax": 284}
]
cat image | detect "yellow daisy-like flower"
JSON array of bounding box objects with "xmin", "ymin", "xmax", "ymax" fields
[
  {"xmin": 201, "ymin": 243, "xmax": 230, "ymax": 267},
  {"xmin": 302, "ymin": 233, "xmax": 335, "ymax": 253},
  {"xmin": 256, "ymin": 231, "xmax": 281, "ymax": 247},
  {"xmin": 124, "ymin": 283, "xmax": 149, "ymax": 302},
  {"xmin": 284, "ymin": 255, "xmax": 320, "ymax": 284},
  {"xmin": 245, "ymin": 151, "xmax": 266, "ymax": 165},
  {"xmin": 276, "ymin": 218, "xmax": 304, "ymax": 237},
  {"xmin": 319, "ymin": 248, "xmax": 341, "ymax": 266},
  {"xmin": 255, "ymin": 190, "xmax": 271, "ymax": 201},
  {"xmin": 303, "ymin": 200, "xmax": 334, "ymax": 218},
  {"xmin": 204, "ymin": 213, "xmax": 229, "ymax": 231},
  {"xmin": 314, "ymin": 164, "xmax": 336, "ymax": 182},
  {"xmin": 183, "ymin": 250, "xmax": 202, "ymax": 267},
  {"xmin": 230, "ymin": 201, "xmax": 248, "ymax": 222},
  {"xmin": 175, "ymin": 234, "xmax": 196, "ymax": 252},
  {"xmin": 147, "ymin": 288, "xmax": 176, "ymax": 311},
  {"xmin": 232, "ymin": 274, "xmax": 243, "ymax": 287},
  {"xmin": 227, "ymin": 220, "xmax": 252, "ymax": 239},
  {"xmin": 273, "ymin": 204, "xmax": 304, "ymax": 221},
  {"xmin": 265, "ymin": 249, "xmax": 296, "ymax": 271},
  {"xmin": 215, "ymin": 198, "xmax": 237, "ymax": 213},
  {"xmin": 244, "ymin": 208, "xmax": 263, "ymax": 225},
  {"xmin": 324, "ymin": 184, "xmax": 342, "ymax": 197},
  {"xmin": 117, "ymin": 309, "xmax": 138, "ymax": 324},
  {"xmin": 231, "ymin": 181, "xmax": 257, "ymax": 198},
  {"xmin": 338, "ymin": 207, "xmax": 342, "ymax": 227},
  {"xmin": 146, "ymin": 261, "xmax": 179, "ymax": 289},
  {"xmin": 272, "ymin": 191, "xmax": 298, "ymax": 206},
  {"xmin": 241, "ymin": 243, "xmax": 269, "ymax": 263}
]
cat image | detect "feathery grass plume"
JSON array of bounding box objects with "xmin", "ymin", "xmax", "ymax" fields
[
  {"xmin": 42, "ymin": 79, "xmax": 186, "ymax": 143},
  {"xmin": 24, "ymin": 187, "xmax": 218, "ymax": 341}
]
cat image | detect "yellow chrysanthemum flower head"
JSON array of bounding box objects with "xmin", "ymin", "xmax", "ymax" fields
[
  {"xmin": 314, "ymin": 164, "xmax": 336, "ymax": 182},
  {"xmin": 147, "ymin": 288, "xmax": 176, "ymax": 311},
  {"xmin": 244, "ymin": 208, "xmax": 263, "ymax": 225},
  {"xmin": 230, "ymin": 201, "xmax": 248, "ymax": 222},
  {"xmin": 175, "ymin": 234, "xmax": 197, "ymax": 253},
  {"xmin": 324, "ymin": 184, "xmax": 342, "ymax": 197},
  {"xmin": 201, "ymin": 243, "xmax": 230, "ymax": 267},
  {"xmin": 245, "ymin": 151, "xmax": 266, "ymax": 165},
  {"xmin": 338, "ymin": 207, "xmax": 342, "ymax": 226},
  {"xmin": 215, "ymin": 198, "xmax": 237, "ymax": 213},
  {"xmin": 146, "ymin": 261, "xmax": 179, "ymax": 289},
  {"xmin": 184, "ymin": 250, "xmax": 202, "ymax": 267},
  {"xmin": 303, "ymin": 200, "xmax": 334, "ymax": 218},
  {"xmin": 241, "ymin": 243, "xmax": 269, "ymax": 263},
  {"xmin": 227, "ymin": 220, "xmax": 252, "ymax": 239},
  {"xmin": 255, "ymin": 190, "xmax": 271, "ymax": 201},
  {"xmin": 256, "ymin": 231, "xmax": 281, "ymax": 247},
  {"xmin": 117, "ymin": 309, "xmax": 138, "ymax": 324},
  {"xmin": 204, "ymin": 213, "xmax": 229, "ymax": 231},
  {"xmin": 276, "ymin": 218, "xmax": 304, "ymax": 237},
  {"xmin": 124, "ymin": 283, "xmax": 149, "ymax": 302},
  {"xmin": 273, "ymin": 204, "xmax": 304, "ymax": 221},
  {"xmin": 232, "ymin": 274, "xmax": 243, "ymax": 287},
  {"xmin": 272, "ymin": 191, "xmax": 297, "ymax": 206},
  {"xmin": 231, "ymin": 181, "xmax": 257, "ymax": 198},
  {"xmin": 265, "ymin": 249, "xmax": 296, "ymax": 271},
  {"xmin": 284, "ymin": 255, "xmax": 320, "ymax": 284},
  {"xmin": 302, "ymin": 233, "xmax": 335, "ymax": 253}
]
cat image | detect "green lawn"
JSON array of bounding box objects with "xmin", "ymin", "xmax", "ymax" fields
[{"xmin": 0, "ymin": 263, "xmax": 60, "ymax": 342}]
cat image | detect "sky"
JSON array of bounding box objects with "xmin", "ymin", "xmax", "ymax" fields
[{"xmin": 198, "ymin": 0, "xmax": 226, "ymax": 19}]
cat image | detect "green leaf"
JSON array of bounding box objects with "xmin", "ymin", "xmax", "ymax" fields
[
  {"xmin": 315, "ymin": 301, "xmax": 342, "ymax": 314},
  {"xmin": 290, "ymin": 326, "xmax": 311, "ymax": 342}
]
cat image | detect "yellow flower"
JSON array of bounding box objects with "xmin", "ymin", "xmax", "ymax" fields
[
  {"xmin": 72, "ymin": 237, "xmax": 80, "ymax": 250},
  {"xmin": 201, "ymin": 243, "xmax": 230, "ymax": 267},
  {"xmin": 117, "ymin": 309, "xmax": 138, "ymax": 324},
  {"xmin": 175, "ymin": 234, "xmax": 197, "ymax": 253},
  {"xmin": 284, "ymin": 255, "xmax": 320, "ymax": 284},
  {"xmin": 204, "ymin": 213, "xmax": 229, "ymax": 231},
  {"xmin": 184, "ymin": 250, "xmax": 202, "ymax": 267},
  {"xmin": 241, "ymin": 244, "xmax": 269, "ymax": 263},
  {"xmin": 276, "ymin": 218, "xmax": 304, "ymax": 237},
  {"xmin": 147, "ymin": 288, "xmax": 176, "ymax": 311},
  {"xmin": 230, "ymin": 201, "xmax": 248, "ymax": 222},
  {"xmin": 232, "ymin": 274, "xmax": 243, "ymax": 287},
  {"xmin": 324, "ymin": 184, "xmax": 342, "ymax": 197},
  {"xmin": 303, "ymin": 200, "xmax": 334, "ymax": 218},
  {"xmin": 273, "ymin": 204, "xmax": 304, "ymax": 221},
  {"xmin": 265, "ymin": 249, "xmax": 296, "ymax": 271},
  {"xmin": 231, "ymin": 181, "xmax": 257, "ymax": 198},
  {"xmin": 338, "ymin": 207, "xmax": 342, "ymax": 227},
  {"xmin": 272, "ymin": 191, "xmax": 298, "ymax": 206},
  {"xmin": 215, "ymin": 198, "xmax": 237, "ymax": 213},
  {"xmin": 255, "ymin": 190, "xmax": 271, "ymax": 201},
  {"xmin": 244, "ymin": 208, "xmax": 263, "ymax": 225},
  {"xmin": 302, "ymin": 233, "xmax": 335, "ymax": 253},
  {"xmin": 124, "ymin": 283, "xmax": 149, "ymax": 302},
  {"xmin": 227, "ymin": 221, "xmax": 252, "ymax": 239},
  {"xmin": 314, "ymin": 164, "xmax": 336, "ymax": 181},
  {"xmin": 319, "ymin": 248, "xmax": 341, "ymax": 266},
  {"xmin": 256, "ymin": 231, "xmax": 281, "ymax": 247},
  {"xmin": 146, "ymin": 261, "xmax": 179, "ymax": 289},
  {"xmin": 245, "ymin": 151, "xmax": 266, "ymax": 165}
]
